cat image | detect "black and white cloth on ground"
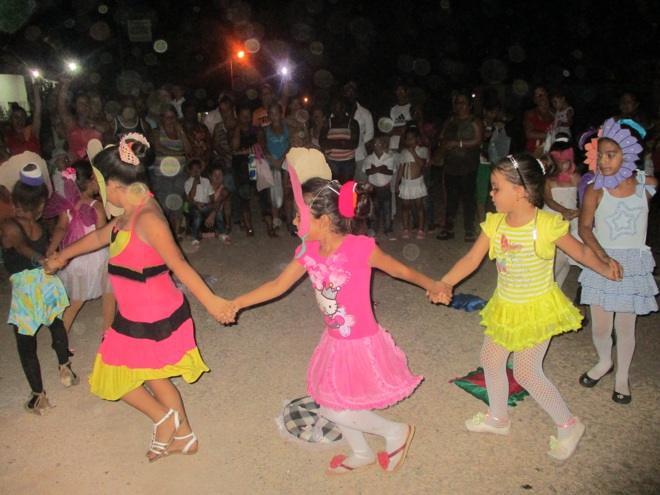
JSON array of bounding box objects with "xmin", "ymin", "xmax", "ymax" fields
[{"xmin": 280, "ymin": 396, "xmax": 342, "ymax": 443}]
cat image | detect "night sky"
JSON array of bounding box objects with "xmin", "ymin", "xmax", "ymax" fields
[{"xmin": 2, "ymin": 0, "xmax": 659, "ymax": 124}]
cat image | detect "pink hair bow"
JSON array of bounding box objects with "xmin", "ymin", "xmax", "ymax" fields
[{"xmin": 338, "ymin": 180, "xmax": 357, "ymax": 218}]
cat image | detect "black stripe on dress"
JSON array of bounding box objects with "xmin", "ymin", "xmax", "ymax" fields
[
  {"xmin": 111, "ymin": 299, "xmax": 191, "ymax": 341},
  {"xmin": 108, "ymin": 263, "xmax": 169, "ymax": 282}
]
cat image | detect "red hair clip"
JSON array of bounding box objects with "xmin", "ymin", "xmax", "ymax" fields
[{"xmin": 338, "ymin": 180, "xmax": 358, "ymax": 218}]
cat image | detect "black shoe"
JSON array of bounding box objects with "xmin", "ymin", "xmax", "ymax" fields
[
  {"xmin": 612, "ymin": 390, "xmax": 631, "ymax": 404},
  {"xmin": 436, "ymin": 230, "xmax": 455, "ymax": 240},
  {"xmin": 578, "ymin": 366, "xmax": 613, "ymax": 388},
  {"xmin": 581, "ymin": 314, "xmax": 590, "ymax": 328}
]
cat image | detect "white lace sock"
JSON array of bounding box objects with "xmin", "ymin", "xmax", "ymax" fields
[
  {"xmin": 512, "ymin": 340, "xmax": 575, "ymax": 439},
  {"xmin": 587, "ymin": 305, "xmax": 614, "ymax": 379},
  {"xmin": 480, "ymin": 337, "xmax": 512, "ymax": 426},
  {"xmin": 614, "ymin": 312, "xmax": 637, "ymax": 395}
]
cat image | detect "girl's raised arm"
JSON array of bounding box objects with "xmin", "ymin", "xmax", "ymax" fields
[
  {"xmin": 137, "ymin": 209, "xmax": 234, "ymax": 323},
  {"xmin": 233, "ymin": 259, "xmax": 307, "ymax": 311},
  {"xmin": 48, "ymin": 218, "xmax": 117, "ymax": 272},
  {"xmin": 369, "ymin": 246, "xmax": 450, "ymax": 303},
  {"xmin": 369, "ymin": 246, "xmax": 435, "ymax": 291},
  {"xmin": 439, "ymin": 232, "xmax": 490, "ymax": 287},
  {"xmin": 578, "ymin": 184, "xmax": 623, "ymax": 280},
  {"xmin": 556, "ymin": 234, "xmax": 622, "ymax": 281},
  {"xmin": 47, "ymin": 212, "xmax": 69, "ymax": 256}
]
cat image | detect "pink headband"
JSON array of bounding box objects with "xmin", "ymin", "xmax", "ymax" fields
[
  {"xmin": 118, "ymin": 132, "xmax": 150, "ymax": 166},
  {"xmin": 550, "ymin": 148, "xmax": 574, "ymax": 164},
  {"xmin": 338, "ymin": 180, "xmax": 357, "ymax": 218}
]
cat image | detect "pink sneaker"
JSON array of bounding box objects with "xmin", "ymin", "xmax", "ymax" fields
[
  {"xmin": 401, "ymin": 229, "xmax": 410, "ymax": 240},
  {"xmin": 416, "ymin": 230, "xmax": 425, "ymax": 240}
]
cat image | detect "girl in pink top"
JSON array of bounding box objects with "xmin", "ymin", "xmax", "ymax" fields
[{"xmin": 232, "ymin": 153, "xmax": 447, "ymax": 475}]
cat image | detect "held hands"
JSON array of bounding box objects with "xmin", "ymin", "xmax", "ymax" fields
[
  {"xmin": 595, "ymin": 251, "xmax": 623, "ymax": 282},
  {"xmin": 562, "ymin": 209, "xmax": 579, "ymax": 221},
  {"xmin": 427, "ymin": 280, "xmax": 453, "ymax": 305},
  {"xmin": 43, "ymin": 252, "xmax": 67, "ymax": 274},
  {"xmin": 206, "ymin": 296, "xmax": 237, "ymax": 325},
  {"xmin": 602, "ymin": 256, "xmax": 624, "ymax": 282}
]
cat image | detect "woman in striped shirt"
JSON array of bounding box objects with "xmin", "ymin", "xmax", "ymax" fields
[
  {"xmin": 320, "ymin": 97, "xmax": 359, "ymax": 184},
  {"xmin": 432, "ymin": 153, "xmax": 620, "ymax": 461}
]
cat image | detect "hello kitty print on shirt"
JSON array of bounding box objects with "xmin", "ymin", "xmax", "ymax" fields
[{"xmin": 302, "ymin": 252, "xmax": 356, "ymax": 337}]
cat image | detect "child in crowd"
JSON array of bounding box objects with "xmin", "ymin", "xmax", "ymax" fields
[
  {"xmin": 46, "ymin": 159, "xmax": 113, "ymax": 340},
  {"xmin": 48, "ymin": 149, "xmax": 73, "ymax": 197},
  {"xmin": 363, "ymin": 135, "xmax": 396, "ymax": 240},
  {"xmin": 478, "ymin": 103, "xmax": 509, "ymax": 222},
  {"xmin": 204, "ymin": 167, "xmax": 231, "ymax": 244},
  {"xmin": 578, "ymin": 118, "xmax": 658, "ymax": 404},
  {"xmin": 396, "ymin": 127, "xmax": 429, "ymax": 240},
  {"xmin": 263, "ymin": 103, "xmax": 290, "ymax": 233},
  {"xmin": 1, "ymin": 164, "xmax": 77, "ymax": 415},
  {"xmin": 433, "ymin": 153, "xmax": 619, "ymax": 460},
  {"xmin": 230, "ymin": 148, "xmax": 447, "ymax": 474},
  {"xmin": 543, "ymin": 135, "xmax": 581, "ymax": 288},
  {"xmin": 550, "ymin": 90, "xmax": 574, "ymax": 137},
  {"xmin": 232, "ymin": 106, "xmax": 271, "ymax": 237},
  {"xmin": 184, "ymin": 159, "xmax": 214, "ymax": 246},
  {"xmin": 45, "ymin": 134, "xmax": 234, "ymax": 461}
]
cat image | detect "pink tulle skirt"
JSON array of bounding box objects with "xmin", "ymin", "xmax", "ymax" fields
[{"xmin": 307, "ymin": 327, "xmax": 423, "ymax": 410}]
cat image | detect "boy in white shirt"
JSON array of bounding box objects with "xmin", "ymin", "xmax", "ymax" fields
[
  {"xmin": 184, "ymin": 159, "xmax": 214, "ymax": 245},
  {"xmin": 363, "ymin": 135, "xmax": 396, "ymax": 240}
]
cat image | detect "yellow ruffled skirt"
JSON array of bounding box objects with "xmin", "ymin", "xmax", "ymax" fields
[
  {"xmin": 89, "ymin": 348, "xmax": 209, "ymax": 401},
  {"xmin": 480, "ymin": 284, "xmax": 583, "ymax": 352}
]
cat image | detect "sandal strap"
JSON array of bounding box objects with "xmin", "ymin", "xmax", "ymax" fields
[
  {"xmin": 149, "ymin": 409, "xmax": 180, "ymax": 456},
  {"xmin": 149, "ymin": 440, "xmax": 169, "ymax": 454},
  {"xmin": 173, "ymin": 432, "xmax": 198, "ymax": 454},
  {"xmin": 154, "ymin": 409, "xmax": 180, "ymax": 429}
]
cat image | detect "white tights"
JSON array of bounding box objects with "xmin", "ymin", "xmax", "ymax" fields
[
  {"xmin": 588, "ymin": 305, "xmax": 637, "ymax": 395},
  {"xmin": 320, "ymin": 408, "xmax": 407, "ymax": 467},
  {"xmin": 480, "ymin": 337, "xmax": 574, "ymax": 432}
]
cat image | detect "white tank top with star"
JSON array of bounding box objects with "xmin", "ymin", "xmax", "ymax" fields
[{"xmin": 593, "ymin": 172, "xmax": 649, "ymax": 249}]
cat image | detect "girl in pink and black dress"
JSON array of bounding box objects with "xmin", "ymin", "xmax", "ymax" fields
[
  {"xmin": 232, "ymin": 148, "xmax": 448, "ymax": 475},
  {"xmin": 46, "ymin": 134, "xmax": 235, "ymax": 462}
]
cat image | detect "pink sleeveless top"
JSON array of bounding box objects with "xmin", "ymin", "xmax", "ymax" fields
[{"xmin": 296, "ymin": 235, "xmax": 378, "ymax": 340}]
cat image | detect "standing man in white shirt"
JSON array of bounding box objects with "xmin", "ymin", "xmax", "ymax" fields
[
  {"xmin": 388, "ymin": 82, "xmax": 413, "ymax": 151},
  {"xmin": 343, "ymin": 81, "xmax": 374, "ymax": 181}
]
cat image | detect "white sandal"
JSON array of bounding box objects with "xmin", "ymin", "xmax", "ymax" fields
[
  {"xmin": 168, "ymin": 431, "xmax": 198, "ymax": 456},
  {"xmin": 148, "ymin": 409, "xmax": 180, "ymax": 462}
]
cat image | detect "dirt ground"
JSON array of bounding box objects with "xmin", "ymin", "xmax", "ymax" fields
[{"xmin": 1, "ymin": 224, "xmax": 659, "ymax": 495}]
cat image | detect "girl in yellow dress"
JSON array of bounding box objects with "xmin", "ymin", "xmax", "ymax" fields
[{"xmin": 432, "ymin": 153, "xmax": 620, "ymax": 461}]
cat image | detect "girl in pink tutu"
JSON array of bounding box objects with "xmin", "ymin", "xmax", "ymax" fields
[
  {"xmin": 45, "ymin": 159, "xmax": 114, "ymax": 342},
  {"xmin": 231, "ymin": 148, "xmax": 446, "ymax": 475}
]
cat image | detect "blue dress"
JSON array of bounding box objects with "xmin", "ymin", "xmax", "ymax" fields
[{"xmin": 579, "ymin": 172, "xmax": 658, "ymax": 314}]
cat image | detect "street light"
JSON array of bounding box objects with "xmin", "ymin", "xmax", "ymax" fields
[
  {"xmin": 66, "ymin": 60, "xmax": 80, "ymax": 73},
  {"xmin": 229, "ymin": 48, "xmax": 247, "ymax": 90}
]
